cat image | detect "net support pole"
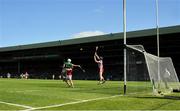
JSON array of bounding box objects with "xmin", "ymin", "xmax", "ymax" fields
[
  {"xmin": 156, "ymin": 0, "xmax": 159, "ymax": 57},
  {"xmin": 123, "ymin": 0, "xmax": 127, "ymax": 95},
  {"xmin": 155, "ymin": 0, "xmax": 161, "ymax": 89}
]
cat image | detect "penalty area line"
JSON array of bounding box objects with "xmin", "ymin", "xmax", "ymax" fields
[
  {"xmin": 0, "ymin": 101, "xmax": 34, "ymax": 109},
  {"xmin": 25, "ymin": 95, "xmax": 122, "ymax": 111}
]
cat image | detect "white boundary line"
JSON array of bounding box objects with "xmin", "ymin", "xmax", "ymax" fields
[
  {"xmin": 0, "ymin": 101, "xmax": 34, "ymax": 109},
  {"xmin": 0, "ymin": 92, "xmax": 143, "ymax": 111},
  {"xmin": 23, "ymin": 95, "xmax": 122, "ymax": 111}
]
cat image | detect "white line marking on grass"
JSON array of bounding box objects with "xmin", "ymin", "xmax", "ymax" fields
[
  {"xmin": 24, "ymin": 95, "xmax": 122, "ymax": 111},
  {"xmin": 0, "ymin": 101, "xmax": 34, "ymax": 109}
]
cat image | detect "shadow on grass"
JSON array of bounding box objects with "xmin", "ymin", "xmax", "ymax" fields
[
  {"xmin": 134, "ymin": 95, "xmax": 180, "ymax": 100},
  {"xmin": 131, "ymin": 95, "xmax": 180, "ymax": 110}
]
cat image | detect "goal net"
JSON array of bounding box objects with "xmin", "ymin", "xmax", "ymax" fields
[{"xmin": 126, "ymin": 44, "xmax": 180, "ymax": 95}]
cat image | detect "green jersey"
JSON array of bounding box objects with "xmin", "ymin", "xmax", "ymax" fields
[{"xmin": 64, "ymin": 62, "xmax": 73, "ymax": 68}]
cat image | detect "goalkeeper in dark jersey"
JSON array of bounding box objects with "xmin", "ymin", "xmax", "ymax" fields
[{"xmin": 62, "ymin": 58, "xmax": 81, "ymax": 88}]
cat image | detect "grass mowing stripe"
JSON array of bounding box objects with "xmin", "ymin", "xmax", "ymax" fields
[
  {"xmin": 0, "ymin": 101, "xmax": 34, "ymax": 109},
  {"xmin": 24, "ymin": 95, "xmax": 122, "ymax": 111}
]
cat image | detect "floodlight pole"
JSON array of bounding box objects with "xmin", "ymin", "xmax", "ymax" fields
[{"xmin": 123, "ymin": 0, "xmax": 127, "ymax": 95}]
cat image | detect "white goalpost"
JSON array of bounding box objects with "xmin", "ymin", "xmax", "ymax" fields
[{"xmin": 123, "ymin": 0, "xmax": 127, "ymax": 95}]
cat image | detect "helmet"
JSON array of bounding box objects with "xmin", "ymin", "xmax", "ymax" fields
[{"xmin": 67, "ymin": 58, "xmax": 71, "ymax": 62}]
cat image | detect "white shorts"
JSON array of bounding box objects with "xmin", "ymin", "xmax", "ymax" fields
[{"xmin": 67, "ymin": 75, "xmax": 72, "ymax": 80}]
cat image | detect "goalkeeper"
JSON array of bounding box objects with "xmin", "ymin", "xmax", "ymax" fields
[
  {"xmin": 94, "ymin": 46, "xmax": 105, "ymax": 84},
  {"xmin": 62, "ymin": 58, "xmax": 81, "ymax": 88}
]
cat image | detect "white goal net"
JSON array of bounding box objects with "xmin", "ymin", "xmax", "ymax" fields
[{"xmin": 126, "ymin": 44, "xmax": 180, "ymax": 95}]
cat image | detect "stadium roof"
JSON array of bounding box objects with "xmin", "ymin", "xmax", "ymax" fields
[{"xmin": 0, "ymin": 25, "xmax": 180, "ymax": 52}]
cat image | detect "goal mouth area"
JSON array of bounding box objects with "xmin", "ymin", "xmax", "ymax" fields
[
  {"xmin": 126, "ymin": 44, "xmax": 180, "ymax": 95},
  {"xmin": 173, "ymin": 89, "xmax": 180, "ymax": 93}
]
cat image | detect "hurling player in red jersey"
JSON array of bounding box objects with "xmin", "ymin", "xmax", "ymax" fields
[
  {"xmin": 62, "ymin": 58, "xmax": 80, "ymax": 88},
  {"xmin": 94, "ymin": 46, "xmax": 105, "ymax": 84}
]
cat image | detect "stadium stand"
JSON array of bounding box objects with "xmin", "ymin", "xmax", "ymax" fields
[{"xmin": 0, "ymin": 25, "xmax": 179, "ymax": 80}]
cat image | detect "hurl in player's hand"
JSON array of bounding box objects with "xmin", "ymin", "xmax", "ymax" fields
[{"xmin": 96, "ymin": 46, "xmax": 98, "ymax": 51}]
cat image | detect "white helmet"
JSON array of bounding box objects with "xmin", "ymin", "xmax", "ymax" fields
[{"xmin": 67, "ymin": 58, "xmax": 71, "ymax": 62}]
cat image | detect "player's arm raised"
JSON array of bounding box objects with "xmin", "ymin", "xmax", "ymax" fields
[
  {"xmin": 94, "ymin": 55, "xmax": 100, "ymax": 63},
  {"xmin": 94, "ymin": 46, "xmax": 100, "ymax": 60}
]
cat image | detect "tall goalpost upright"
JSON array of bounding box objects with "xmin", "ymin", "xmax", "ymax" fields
[{"xmin": 123, "ymin": 0, "xmax": 127, "ymax": 95}]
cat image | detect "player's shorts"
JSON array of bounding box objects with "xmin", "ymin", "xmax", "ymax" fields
[{"xmin": 66, "ymin": 69, "xmax": 73, "ymax": 75}]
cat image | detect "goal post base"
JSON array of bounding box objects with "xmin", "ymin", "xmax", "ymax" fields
[{"xmin": 124, "ymin": 85, "xmax": 126, "ymax": 95}]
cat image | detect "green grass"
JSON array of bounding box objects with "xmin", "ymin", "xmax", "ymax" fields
[{"xmin": 0, "ymin": 78, "xmax": 179, "ymax": 110}]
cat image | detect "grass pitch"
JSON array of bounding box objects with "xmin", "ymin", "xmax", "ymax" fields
[{"xmin": 0, "ymin": 78, "xmax": 179, "ymax": 110}]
